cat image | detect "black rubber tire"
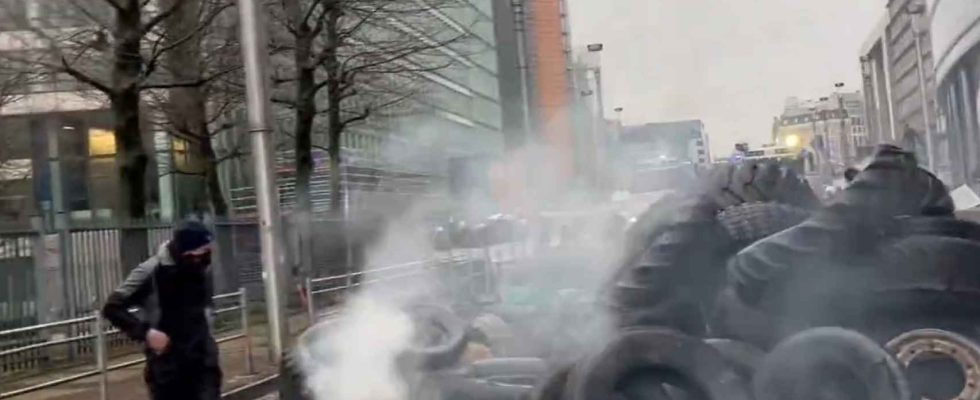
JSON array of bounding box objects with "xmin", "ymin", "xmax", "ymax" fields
[
  {"xmin": 417, "ymin": 370, "xmax": 536, "ymax": 400},
  {"xmin": 533, "ymin": 364, "xmax": 574, "ymax": 400},
  {"xmin": 703, "ymin": 339, "xmax": 765, "ymax": 381},
  {"xmin": 704, "ymin": 161, "xmax": 819, "ymax": 210},
  {"xmin": 568, "ymin": 328, "xmax": 752, "ymax": 400},
  {"xmin": 469, "ymin": 358, "xmax": 547, "ymax": 379},
  {"xmin": 402, "ymin": 303, "xmax": 470, "ymax": 370},
  {"xmin": 707, "ymin": 287, "xmax": 781, "ymax": 350},
  {"xmin": 897, "ymin": 216, "xmax": 980, "ymax": 240},
  {"xmin": 716, "ymin": 202, "xmax": 812, "ymax": 246},
  {"xmin": 753, "ymin": 327, "xmax": 911, "ymax": 400},
  {"xmin": 606, "ymin": 195, "xmax": 732, "ymax": 336},
  {"xmin": 607, "ymin": 161, "xmax": 816, "ymax": 336},
  {"xmin": 837, "ymin": 234, "xmax": 980, "ymax": 345}
]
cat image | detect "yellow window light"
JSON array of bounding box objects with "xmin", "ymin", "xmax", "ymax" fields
[{"xmin": 88, "ymin": 129, "xmax": 116, "ymax": 156}]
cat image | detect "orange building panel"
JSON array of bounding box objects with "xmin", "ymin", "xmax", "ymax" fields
[{"xmin": 530, "ymin": 0, "xmax": 574, "ymax": 182}]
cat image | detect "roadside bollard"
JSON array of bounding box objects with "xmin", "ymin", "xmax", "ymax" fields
[
  {"xmin": 93, "ymin": 311, "xmax": 108, "ymax": 400},
  {"xmin": 240, "ymin": 287, "xmax": 254, "ymax": 375}
]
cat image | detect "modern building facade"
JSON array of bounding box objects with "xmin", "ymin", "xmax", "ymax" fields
[
  {"xmin": 0, "ymin": 0, "xmax": 208, "ymax": 226},
  {"xmin": 614, "ymin": 120, "xmax": 708, "ymax": 193},
  {"xmin": 860, "ymin": 0, "xmax": 946, "ymax": 177},
  {"xmin": 492, "ymin": 0, "xmax": 580, "ymax": 182},
  {"xmin": 223, "ymin": 0, "xmax": 509, "ymax": 217},
  {"xmin": 928, "ymin": 0, "xmax": 980, "ymax": 190}
]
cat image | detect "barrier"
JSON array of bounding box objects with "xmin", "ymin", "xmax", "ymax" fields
[{"xmin": 0, "ymin": 288, "xmax": 252, "ymax": 400}]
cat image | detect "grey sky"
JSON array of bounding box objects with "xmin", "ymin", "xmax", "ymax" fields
[{"xmin": 567, "ymin": 0, "xmax": 883, "ymax": 157}]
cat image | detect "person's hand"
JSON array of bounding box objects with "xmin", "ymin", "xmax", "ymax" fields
[{"xmin": 146, "ymin": 329, "xmax": 170, "ymax": 355}]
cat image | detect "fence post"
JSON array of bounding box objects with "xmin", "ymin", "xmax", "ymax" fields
[
  {"xmin": 93, "ymin": 310, "xmax": 108, "ymax": 400},
  {"xmin": 344, "ymin": 270, "xmax": 353, "ymax": 299},
  {"xmin": 304, "ymin": 277, "xmax": 315, "ymax": 323},
  {"xmin": 240, "ymin": 287, "xmax": 254, "ymax": 375},
  {"xmin": 481, "ymin": 243, "xmax": 494, "ymax": 299}
]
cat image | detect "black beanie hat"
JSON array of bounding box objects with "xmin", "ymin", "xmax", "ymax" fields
[{"xmin": 171, "ymin": 220, "xmax": 213, "ymax": 255}]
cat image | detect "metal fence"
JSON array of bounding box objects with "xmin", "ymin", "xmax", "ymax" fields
[
  {"xmin": 303, "ymin": 241, "xmax": 530, "ymax": 323},
  {"xmin": 0, "ymin": 220, "xmax": 266, "ymax": 332},
  {"xmin": 0, "ymin": 288, "xmax": 252, "ymax": 400}
]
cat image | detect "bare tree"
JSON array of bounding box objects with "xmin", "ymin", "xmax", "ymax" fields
[
  {"xmin": 147, "ymin": 0, "xmax": 242, "ymax": 217},
  {"xmin": 3, "ymin": 0, "xmax": 234, "ymax": 221},
  {"xmin": 0, "ymin": 68, "xmax": 33, "ymax": 222},
  {"xmin": 270, "ymin": 0, "xmax": 468, "ymax": 217}
]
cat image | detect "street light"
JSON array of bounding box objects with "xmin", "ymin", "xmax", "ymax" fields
[
  {"xmin": 833, "ymin": 82, "xmax": 852, "ymax": 167},
  {"xmin": 905, "ymin": 1, "xmax": 936, "ymax": 172},
  {"xmin": 583, "ymin": 43, "xmax": 606, "ymax": 190}
]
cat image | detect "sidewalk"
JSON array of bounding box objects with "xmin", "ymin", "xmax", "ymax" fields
[{"xmin": 6, "ymin": 314, "xmax": 312, "ymax": 400}]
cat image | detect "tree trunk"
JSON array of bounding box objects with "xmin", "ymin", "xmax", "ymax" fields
[
  {"xmin": 325, "ymin": 7, "xmax": 343, "ymax": 217},
  {"xmin": 161, "ymin": 0, "xmax": 230, "ymax": 217},
  {"xmin": 293, "ymin": 37, "xmax": 316, "ymax": 219},
  {"xmin": 113, "ymin": 3, "xmax": 149, "ymax": 220},
  {"xmin": 200, "ymin": 125, "xmax": 228, "ymax": 216},
  {"xmin": 286, "ymin": 1, "xmax": 319, "ymax": 279}
]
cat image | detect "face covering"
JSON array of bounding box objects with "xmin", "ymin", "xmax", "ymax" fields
[{"xmin": 181, "ymin": 252, "xmax": 212, "ymax": 271}]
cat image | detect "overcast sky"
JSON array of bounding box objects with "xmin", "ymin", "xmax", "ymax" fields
[{"xmin": 567, "ymin": 0, "xmax": 884, "ymax": 157}]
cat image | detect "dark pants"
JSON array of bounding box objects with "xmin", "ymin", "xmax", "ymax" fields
[{"xmin": 145, "ymin": 350, "xmax": 222, "ymax": 400}]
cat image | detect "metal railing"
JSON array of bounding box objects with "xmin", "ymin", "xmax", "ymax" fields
[
  {"xmin": 303, "ymin": 241, "xmax": 530, "ymax": 323},
  {"xmin": 0, "ymin": 288, "xmax": 253, "ymax": 400}
]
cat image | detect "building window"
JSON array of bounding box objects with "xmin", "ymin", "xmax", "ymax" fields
[{"xmin": 88, "ymin": 128, "xmax": 116, "ymax": 156}]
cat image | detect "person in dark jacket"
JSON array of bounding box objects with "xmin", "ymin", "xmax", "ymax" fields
[{"xmin": 102, "ymin": 220, "xmax": 221, "ymax": 400}]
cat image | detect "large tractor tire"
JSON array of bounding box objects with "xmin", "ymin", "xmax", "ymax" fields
[
  {"xmin": 401, "ymin": 304, "xmax": 470, "ymax": 371},
  {"xmin": 567, "ymin": 328, "xmax": 752, "ymax": 400},
  {"xmin": 704, "ymin": 161, "xmax": 820, "ymax": 210},
  {"xmin": 753, "ymin": 327, "xmax": 910, "ymax": 400},
  {"xmin": 703, "ymin": 338, "xmax": 765, "ymax": 381},
  {"xmin": 607, "ymin": 161, "xmax": 817, "ymax": 335}
]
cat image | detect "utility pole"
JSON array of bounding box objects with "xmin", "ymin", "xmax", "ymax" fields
[
  {"xmin": 587, "ymin": 43, "xmax": 605, "ymax": 193},
  {"xmin": 512, "ymin": 0, "xmax": 533, "ymax": 144},
  {"xmin": 237, "ymin": 0, "xmax": 289, "ymax": 363},
  {"xmin": 835, "ymin": 82, "xmax": 851, "ymax": 167},
  {"xmin": 907, "ymin": 2, "xmax": 935, "ymax": 171}
]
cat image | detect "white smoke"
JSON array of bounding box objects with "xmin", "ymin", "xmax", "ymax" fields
[
  {"xmin": 301, "ymin": 295, "xmax": 416, "ymax": 400},
  {"xmin": 296, "ymin": 107, "xmax": 645, "ymax": 399}
]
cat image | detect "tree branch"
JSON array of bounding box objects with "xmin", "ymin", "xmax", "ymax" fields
[
  {"xmin": 139, "ymin": 66, "xmax": 238, "ymax": 90},
  {"xmin": 98, "ymin": 0, "xmax": 125, "ymax": 13},
  {"xmin": 142, "ymin": 1, "xmax": 234, "ymax": 81},
  {"xmin": 61, "ymin": 56, "xmax": 113, "ymax": 94},
  {"xmin": 69, "ymin": 0, "xmax": 112, "ymax": 30},
  {"xmin": 142, "ymin": 0, "xmax": 189, "ymax": 35}
]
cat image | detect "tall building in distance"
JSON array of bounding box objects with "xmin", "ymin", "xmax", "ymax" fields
[
  {"xmin": 860, "ymin": 0, "xmax": 943, "ymax": 176},
  {"xmin": 230, "ymin": 1, "xmax": 509, "ymax": 216},
  {"xmin": 493, "ymin": 0, "xmax": 581, "ymax": 182},
  {"xmin": 773, "ymin": 93, "xmax": 867, "ymax": 177},
  {"xmin": 614, "ymin": 120, "xmax": 708, "ymax": 193}
]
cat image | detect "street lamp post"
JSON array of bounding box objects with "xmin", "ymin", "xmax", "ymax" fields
[
  {"xmin": 586, "ymin": 43, "xmax": 606, "ymax": 192},
  {"xmin": 237, "ymin": 0, "xmax": 289, "ymax": 363},
  {"xmin": 906, "ymin": 2, "xmax": 936, "ymax": 171},
  {"xmin": 834, "ymin": 82, "xmax": 852, "ymax": 167}
]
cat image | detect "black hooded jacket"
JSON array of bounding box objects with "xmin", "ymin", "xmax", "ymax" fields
[{"xmin": 102, "ymin": 240, "xmax": 217, "ymax": 362}]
